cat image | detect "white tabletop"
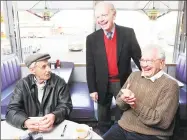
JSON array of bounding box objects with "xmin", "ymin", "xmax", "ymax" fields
[{"xmin": 1, "ymin": 120, "xmax": 103, "ymax": 139}]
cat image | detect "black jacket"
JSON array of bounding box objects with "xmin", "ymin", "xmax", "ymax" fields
[
  {"xmin": 6, "ymin": 73, "xmax": 72, "ymax": 129},
  {"xmin": 86, "ymin": 24, "xmax": 142, "ymax": 105}
]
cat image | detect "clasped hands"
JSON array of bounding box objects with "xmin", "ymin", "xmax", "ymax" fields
[
  {"xmin": 120, "ymin": 84, "xmax": 136, "ymax": 108},
  {"xmin": 24, "ymin": 113, "xmax": 55, "ymax": 132}
]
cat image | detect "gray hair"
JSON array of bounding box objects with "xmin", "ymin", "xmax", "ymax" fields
[{"xmin": 142, "ymin": 44, "xmax": 166, "ymax": 60}]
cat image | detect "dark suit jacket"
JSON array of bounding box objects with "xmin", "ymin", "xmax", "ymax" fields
[{"xmin": 86, "ymin": 24, "xmax": 142, "ymax": 105}]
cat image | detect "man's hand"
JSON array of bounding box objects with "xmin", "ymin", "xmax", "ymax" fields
[
  {"xmin": 24, "ymin": 119, "xmax": 40, "ymax": 132},
  {"xmin": 90, "ymin": 92, "xmax": 98, "ymax": 102},
  {"xmin": 38, "ymin": 114, "xmax": 55, "ymax": 132},
  {"xmin": 120, "ymin": 84, "xmax": 136, "ymax": 106}
]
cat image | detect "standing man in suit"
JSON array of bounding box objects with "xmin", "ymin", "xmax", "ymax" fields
[{"xmin": 86, "ymin": 2, "xmax": 142, "ymax": 134}]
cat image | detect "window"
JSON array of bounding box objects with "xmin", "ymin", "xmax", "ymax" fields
[
  {"xmin": 16, "ymin": 1, "xmax": 94, "ymax": 61},
  {"xmin": 1, "ymin": 1, "xmax": 13, "ymax": 57},
  {"xmin": 105, "ymin": 1, "xmax": 179, "ymax": 63},
  {"xmin": 115, "ymin": 10, "xmax": 178, "ymax": 63}
]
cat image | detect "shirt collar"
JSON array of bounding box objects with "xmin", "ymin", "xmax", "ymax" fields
[
  {"xmin": 104, "ymin": 24, "xmax": 115, "ymax": 39},
  {"xmin": 141, "ymin": 70, "xmax": 164, "ymax": 82}
]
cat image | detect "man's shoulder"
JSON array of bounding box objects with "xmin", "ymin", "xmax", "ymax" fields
[
  {"xmin": 162, "ymin": 74, "xmax": 179, "ymax": 87},
  {"xmin": 15, "ymin": 74, "xmax": 34, "ymax": 88},
  {"xmin": 87, "ymin": 29, "xmax": 102, "ymax": 38},
  {"xmin": 20, "ymin": 74, "xmax": 33, "ymax": 83},
  {"xmin": 130, "ymin": 71, "xmax": 141, "ymax": 77},
  {"xmin": 116, "ymin": 24, "xmax": 133, "ymax": 32},
  {"xmin": 128, "ymin": 71, "xmax": 142, "ymax": 81},
  {"xmin": 50, "ymin": 73, "xmax": 66, "ymax": 84}
]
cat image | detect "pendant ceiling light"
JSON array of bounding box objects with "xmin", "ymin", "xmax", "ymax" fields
[
  {"xmin": 142, "ymin": 1, "xmax": 171, "ymax": 20},
  {"xmin": 26, "ymin": 1, "xmax": 60, "ymax": 21}
]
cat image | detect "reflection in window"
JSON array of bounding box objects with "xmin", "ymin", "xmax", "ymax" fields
[
  {"xmin": 115, "ymin": 11, "xmax": 178, "ymax": 63},
  {"xmin": 18, "ymin": 10, "xmax": 94, "ymax": 60}
]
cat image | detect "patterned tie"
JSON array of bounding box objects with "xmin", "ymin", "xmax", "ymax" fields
[{"xmin": 107, "ymin": 32, "xmax": 112, "ymax": 40}]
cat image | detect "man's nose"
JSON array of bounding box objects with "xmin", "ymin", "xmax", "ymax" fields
[
  {"xmin": 46, "ymin": 66, "xmax": 51, "ymax": 72},
  {"xmin": 98, "ymin": 17, "xmax": 104, "ymax": 23},
  {"xmin": 141, "ymin": 62, "xmax": 148, "ymax": 67}
]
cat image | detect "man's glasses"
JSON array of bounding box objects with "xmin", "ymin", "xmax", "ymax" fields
[{"xmin": 139, "ymin": 59, "xmax": 161, "ymax": 65}]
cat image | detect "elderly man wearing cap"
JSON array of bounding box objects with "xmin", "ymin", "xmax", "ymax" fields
[{"xmin": 6, "ymin": 53, "xmax": 72, "ymax": 132}]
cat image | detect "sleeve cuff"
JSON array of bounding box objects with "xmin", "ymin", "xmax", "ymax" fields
[
  {"xmin": 132, "ymin": 101, "xmax": 144, "ymax": 116},
  {"xmin": 52, "ymin": 111, "xmax": 65, "ymax": 125},
  {"xmin": 21, "ymin": 118, "xmax": 29, "ymax": 130}
]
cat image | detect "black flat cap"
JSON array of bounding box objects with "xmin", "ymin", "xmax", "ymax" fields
[{"xmin": 24, "ymin": 53, "xmax": 51, "ymax": 67}]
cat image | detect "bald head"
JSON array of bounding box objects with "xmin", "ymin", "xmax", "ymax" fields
[
  {"xmin": 95, "ymin": 2, "xmax": 115, "ymax": 12},
  {"xmin": 95, "ymin": 2, "xmax": 116, "ymax": 16}
]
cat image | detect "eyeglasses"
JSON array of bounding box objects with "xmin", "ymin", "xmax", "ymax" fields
[{"xmin": 139, "ymin": 59, "xmax": 162, "ymax": 65}]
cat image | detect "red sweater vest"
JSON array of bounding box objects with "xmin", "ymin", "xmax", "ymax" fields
[{"xmin": 104, "ymin": 30, "xmax": 119, "ymax": 81}]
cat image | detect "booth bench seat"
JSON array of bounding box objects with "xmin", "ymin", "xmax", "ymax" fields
[
  {"xmin": 176, "ymin": 53, "xmax": 187, "ymax": 120},
  {"xmin": 69, "ymin": 82, "xmax": 96, "ymax": 121},
  {"xmin": 1, "ymin": 56, "xmax": 21, "ymax": 120}
]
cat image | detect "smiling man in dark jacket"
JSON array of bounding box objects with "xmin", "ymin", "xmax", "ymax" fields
[{"xmin": 6, "ymin": 53, "xmax": 72, "ymax": 132}]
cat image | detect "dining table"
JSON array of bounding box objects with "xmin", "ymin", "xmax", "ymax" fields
[{"xmin": 1, "ymin": 120, "xmax": 103, "ymax": 139}]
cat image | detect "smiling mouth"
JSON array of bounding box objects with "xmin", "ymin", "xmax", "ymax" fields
[
  {"xmin": 100, "ymin": 21, "xmax": 108, "ymax": 26},
  {"xmin": 143, "ymin": 68, "xmax": 152, "ymax": 72}
]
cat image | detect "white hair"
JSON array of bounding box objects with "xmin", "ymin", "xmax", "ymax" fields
[{"xmin": 142, "ymin": 44, "xmax": 166, "ymax": 60}]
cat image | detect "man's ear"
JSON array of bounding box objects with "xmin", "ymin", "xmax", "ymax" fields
[
  {"xmin": 29, "ymin": 68, "xmax": 35, "ymax": 74},
  {"xmin": 113, "ymin": 10, "xmax": 116, "ymax": 19},
  {"xmin": 160, "ymin": 60, "xmax": 165, "ymax": 69}
]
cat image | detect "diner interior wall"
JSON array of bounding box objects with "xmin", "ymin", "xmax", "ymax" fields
[{"xmin": 21, "ymin": 65, "xmax": 176, "ymax": 84}]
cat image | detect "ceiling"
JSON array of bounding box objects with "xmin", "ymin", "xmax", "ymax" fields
[
  {"xmin": 15, "ymin": 1, "xmax": 180, "ymax": 10},
  {"xmin": 15, "ymin": 1, "xmax": 94, "ymax": 10}
]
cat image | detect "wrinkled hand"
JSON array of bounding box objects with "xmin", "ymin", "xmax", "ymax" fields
[
  {"xmin": 120, "ymin": 84, "xmax": 136, "ymax": 106},
  {"xmin": 38, "ymin": 114, "xmax": 55, "ymax": 132},
  {"xmin": 90, "ymin": 92, "xmax": 98, "ymax": 102},
  {"xmin": 24, "ymin": 119, "xmax": 40, "ymax": 132}
]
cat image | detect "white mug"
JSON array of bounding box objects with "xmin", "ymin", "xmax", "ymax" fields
[{"xmin": 75, "ymin": 124, "xmax": 92, "ymax": 139}]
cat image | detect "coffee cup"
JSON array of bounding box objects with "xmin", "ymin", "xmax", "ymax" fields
[{"xmin": 75, "ymin": 124, "xmax": 92, "ymax": 139}]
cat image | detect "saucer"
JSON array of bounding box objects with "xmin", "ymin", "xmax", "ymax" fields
[{"xmin": 73, "ymin": 131, "xmax": 92, "ymax": 139}]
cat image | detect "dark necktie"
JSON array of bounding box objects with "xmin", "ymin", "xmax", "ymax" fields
[{"xmin": 107, "ymin": 32, "xmax": 112, "ymax": 40}]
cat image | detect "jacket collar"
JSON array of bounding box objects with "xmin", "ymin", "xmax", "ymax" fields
[
  {"xmin": 34, "ymin": 77, "xmax": 46, "ymax": 87},
  {"xmin": 29, "ymin": 74, "xmax": 54, "ymax": 88}
]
